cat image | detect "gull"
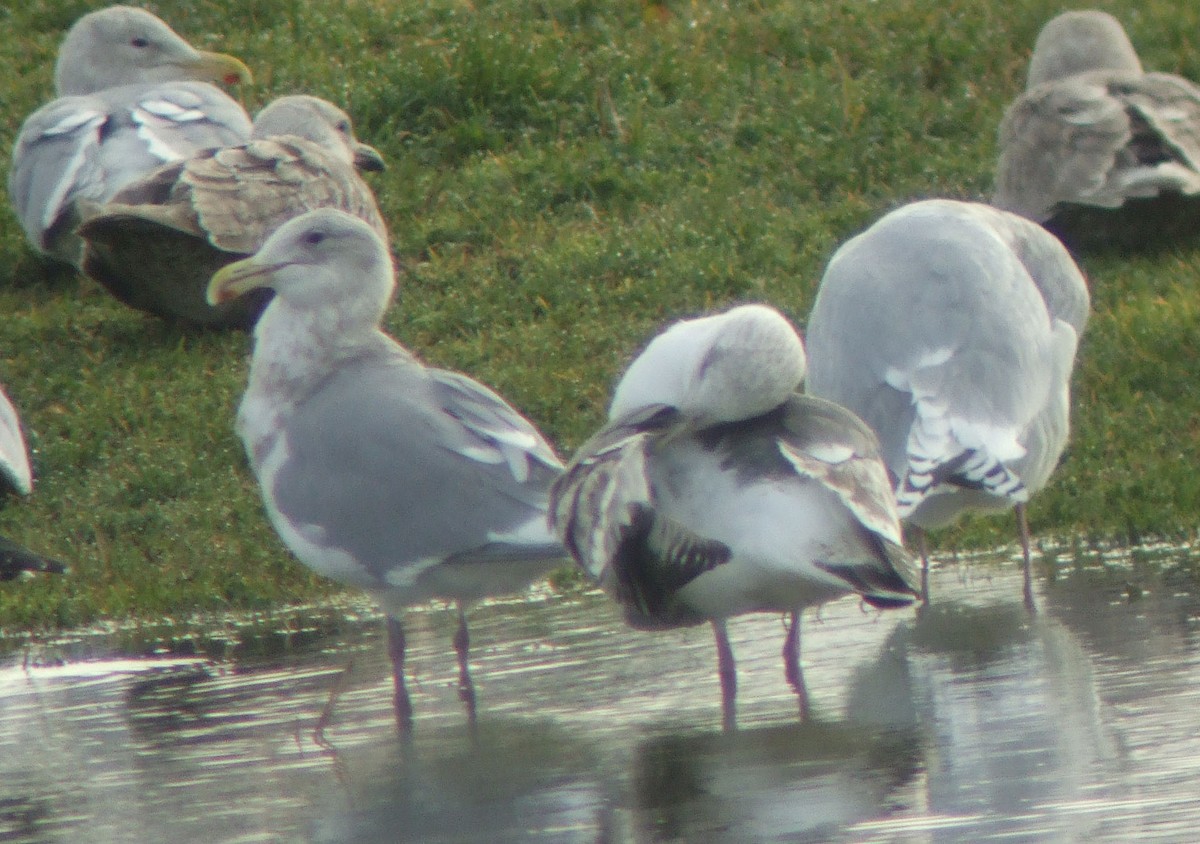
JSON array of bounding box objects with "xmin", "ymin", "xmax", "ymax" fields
[
  {"xmin": 551, "ymin": 303, "xmax": 919, "ymax": 729},
  {"xmin": 805, "ymin": 200, "xmax": 1090, "ymax": 608},
  {"xmin": 993, "ymin": 10, "xmax": 1200, "ymax": 250},
  {"xmin": 78, "ymin": 95, "xmax": 387, "ymax": 329},
  {"xmin": 207, "ymin": 208, "xmax": 566, "ymax": 732},
  {"xmin": 0, "ymin": 386, "xmax": 66, "ymax": 581},
  {"xmin": 8, "ymin": 5, "xmax": 252, "ymax": 266}
]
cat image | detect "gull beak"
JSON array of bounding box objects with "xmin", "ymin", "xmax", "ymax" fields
[
  {"xmin": 208, "ymin": 257, "xmax": 280, "ymax": 305},
  {"xmin": 184, "ymin": 50, "xmax": 253, "ymax": 87},
  {"xmin": 353, "ymin": 142, "xmax": 386, "ymax": 173}
]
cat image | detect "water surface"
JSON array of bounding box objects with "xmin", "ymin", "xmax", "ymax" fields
[{"xmin": 2, "ymin": 545, "xmax": 1198, "ymax": 842}]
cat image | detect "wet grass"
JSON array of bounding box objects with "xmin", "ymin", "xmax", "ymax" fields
[{"xmin": 2, "ymin": 0, "xmax": 1200, "ymax": 629}]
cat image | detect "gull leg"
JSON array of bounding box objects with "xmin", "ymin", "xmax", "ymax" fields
[
  {"xmin": 386, "ymin": 616, "xmax": 414, "ymax": 735},
  {"xmin": 782, "ymin": 610, "xmax": 810, "ymax": 721},
  {"xmin": 453, "ymin": 603, "xmax": 478, "ymax": 729},
  {"xmin": 916, "ymin": 526, "xmax": 931, "ymax": 604},
  {"xmin": 712, "ymin": 620, "xmax": 737, "ymax": 732},
  {"xmin": 1016, "ymin": 503, "xmax": 1036, "ymax": 613}
]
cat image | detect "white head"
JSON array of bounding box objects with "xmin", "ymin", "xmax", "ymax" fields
[
  {"xmin": 54, "ymin": 5, "xmax": 251, "ymax": 95},
  {"xmin": 1026, "ymin": 10, "xmax": 1142, "ymax": 89},
  {"xmin": 252, "ymin": 95, "xmax": 386, "ymax": 172},
  {"xmin": 609, "ymin": 303, "xmax": 807, "ymax": 426},
  {"xmin": 207, "ymin": 208, "xmax": 394, "ymax": 335}
]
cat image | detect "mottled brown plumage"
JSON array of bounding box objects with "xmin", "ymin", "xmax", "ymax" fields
[
  {"xmin": 994, "ymin": 11, "xmax": 1200, "ymax": 251},
  {"xmin": 77, "ymin": 95, "xmax": 386, "ymax": 328}
]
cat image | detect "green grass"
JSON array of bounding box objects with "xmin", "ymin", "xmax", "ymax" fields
[{"xmin": 1, "ymin": 0, "xmax": 1199, "ymax": 629}]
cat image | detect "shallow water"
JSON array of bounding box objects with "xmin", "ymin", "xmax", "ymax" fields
[{"xmin": 1, "ymin": 545, "xmax": 1199, "ymax": 843}]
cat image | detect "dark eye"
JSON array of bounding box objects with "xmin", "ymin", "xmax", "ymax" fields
[
  {"xmin": 303, "ymin": 231, "xmax": 326, "ymax": 245},
  {"xmin": 336, "ymin": 121, "xmax": 351, "ymax": 133},
  {"xmin": 131, "ymin": 36, "xmax": 150, "ymax": 48}
]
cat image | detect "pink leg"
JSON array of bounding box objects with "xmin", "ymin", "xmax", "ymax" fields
[
  {"xmin": 386, "ymin": 616, "xmax": 414, "ymax": 735},
  {"xmin": 712, "ymin": 620, "xmax": 737, "ymax": 732},
  {"xmin": 453, "ymin": 603, "xmax": 478, "ymax": 728},
  {"xmin": 1016, "ymin": 503, "xmax": 1036, "ymax": 613},
  {"xmin": 915, "ymin": 526, "xmax": 931, "ymax": 604},
  {"xmin": 782, "ymin": 610, "xmax": 810, "ymax": 720}
]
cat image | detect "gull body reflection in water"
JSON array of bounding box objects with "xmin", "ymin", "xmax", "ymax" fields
[{"xmin": 2, "ymin": 548, "xmax": 1200, "ymax": 842}]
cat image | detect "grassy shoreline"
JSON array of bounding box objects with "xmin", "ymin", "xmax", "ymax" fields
[{"xmin": 2, "ymin": 0, "xmax": 1199, "ymax": 630}]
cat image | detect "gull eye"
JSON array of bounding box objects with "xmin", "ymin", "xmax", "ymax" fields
[
  {"xmin": 131, "ymin": 36, "xmax": 150, "ymax": 48},
  {"xmin": 336, "ymin": 121, "xmax": 351, "ymax": 133},
  {"xmin": 303, "ymin": 231, "xmax": 326, "ymax": 246}
]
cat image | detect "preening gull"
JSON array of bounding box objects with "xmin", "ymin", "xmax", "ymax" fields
[
  {"xmin": 0, "ymin": 387, "xmax": 66, "ymax": 581},
  {"xmin": 8, "ymin": 5, "xmax": 252, "ymax": 266},
  {"xmin": 551, "ymin": 304, "xmax": 919, "ymax": 729},
  {"xmin": 207, "ymin": 208, "xmax": 566, "ymax": 732},
  {"xmin": 805, "ymin": 200, "xmax": 1090, "ymax": 608},
  {"xmin": 78, "ymin": 95, "xmax": 387, "ymax": 329},
  {"xmin": 993, "ymin": 10, "xmax": 1200, "ymax": 250}
]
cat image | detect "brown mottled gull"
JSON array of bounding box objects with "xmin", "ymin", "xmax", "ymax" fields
[
  {"xmin": 78, "ymin": 95, "xmax": 387, "ymax": 329},
  {"xmin": 994, "ymin": 10, "xmax": 1200, "ymax": 250}
]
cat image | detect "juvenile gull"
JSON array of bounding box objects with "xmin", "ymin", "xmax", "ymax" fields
[
  {"xmin": 207, "ymin": 209, "xmax": 566, "ymax": 732},
  {"xmin": 805, "ymin": 200, "xmax": 1090, "ymax": 608},
  {"xmin": 78, "ymin": 95, "xmax": 386, "ymax": 329},
  {"xmin": 0, "ymin": 387, "xmax": 66, "ymax": 580},
  {"xmin": 993, "ymin": 10, "xmax": 1200, "ymax": 250},
  {"xmin": 551, "ymin": 304, "xmax": 919, "ymax": 729},
  {"xmin": 8, "ymin": 5, "xmax": 252, "ymax": 266}
]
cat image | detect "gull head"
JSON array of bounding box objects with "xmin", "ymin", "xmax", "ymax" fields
[
  {"xmin": 609, "ymin": 303, "xmax": 807, "ymax": 427},
  {"xmin": 54, "ymin": 6, "xmax": 252, "ymax": 95},
  {"xmin": 207, "ymin": 209, "xmax": 394, "ymax": 330},
  {"xmin": 252, "ymin": 95, "xmax": 386, "ymax": 173},
  {"xmin": 1026, "ymin": 11, "xmax": 1142, "ymax": 89}
]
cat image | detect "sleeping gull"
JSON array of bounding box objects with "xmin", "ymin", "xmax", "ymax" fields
[
  {"xmin": 8, "ymin": 5, "xmax": 252, "ymax": 266},
  {"xmin": 207, "ymin": 208, "xmax": 566, "ymax": 732},
  {"xmin": 993, "ymin": 10, "xmax": 1200, "ymax": 250},
  {"xmin": 78, "ymin": 95, "xmax": 387, "ymax": 329},
  {"xmin": 0, "ymin": 386, "xmax": 66, "ymax": 580},
  {"xmin": 551, "ymin": 303, "xmax": 919, "ymax": 729},
  {"xmin": 805, "ymin": 200, "xmax": 1090, "ymax": 608}
]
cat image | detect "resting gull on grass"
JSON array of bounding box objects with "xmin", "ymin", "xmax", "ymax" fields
[
  {"xmin": 551, "ymin": 303, "xmax": 919, "ymax": 730},
  {"xmin": 993, "ymin": 10, "xmax": 1200, "ymax": 250},
  {"xmin": 805, "ymin": 200, "xmax": 1090, "ymax": 609},
  {"xmin": 8, "ymin": 5, "xmax": 252, "ymax": 266},
  {"xmin": 207, "ymin": 208, "xmax": 566, "ymax": 733},
  {"xmin": 0, "ymin": 387, "xmax": 66, "ymax": 581},
  {"xmin": 78, "ymin": 94, "xmax": 387, "ymax": 329}
]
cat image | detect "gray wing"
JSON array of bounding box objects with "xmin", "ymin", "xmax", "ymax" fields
[
  {"xmin": 551, "ymin": 404, "xmax": 727, "ymax": 624},
  {"xmin": 550, "ymin": 405, "xmax": 670, "ymax": 582},
  {"xmin": 776, "ymin": 395, "xmax": 903, "ymax": 548},
  {"xmin": 8, "ymin": 96, "xmax": 108, "ymax": 257},
  {"xmin": 270, "ymin": 356, "xmax": 563, "ymax": 584},
  {"xmin": 776, "ymin": 395, "xmax": 921, "ymax": 600},
  {"xmin": 995, "ymin": 71, "xmax": 1200, "ymax": 221},
  {"xmin": 8, "ymin": 83, "xmax": 249, "ymax": 261}
]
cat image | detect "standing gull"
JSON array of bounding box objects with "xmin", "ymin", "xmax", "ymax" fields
[
  {"xmin": 551, "ymin": 304, "xmax": 919, "ymax": 729},
  {"xmin": 0, "ymin": 386, "xmax": 66, "ymax": 580},
  {"xmin": 207, "ymin": 209, "xmax": 566, "ymax": 732},
  {"xmin": 805, "ymin": 200, "xmax": 1090, "ymax": 608},
  {"xmin": 8, "ymin": 5, "xmax": 252, "ymax": 266},
  {"xmin": 993, "ymin": 10, "xmax": 1200, "ymax": 250},
  {"xmin": 78, "ymin": 95, "xmax": 387, "ymax": 329}
]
